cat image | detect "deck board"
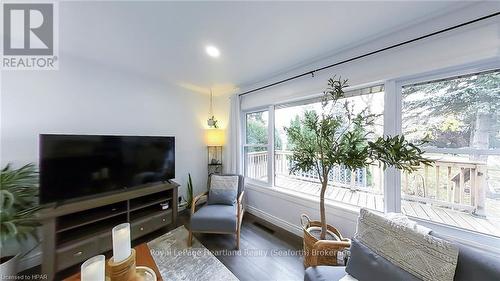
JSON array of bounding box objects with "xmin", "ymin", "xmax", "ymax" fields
[
  {"xmin": 458, "ymin": 213, "xmax": 490, "ymax": 234},
  {"xmin": 275, "ymin": 175, "xmax": 500, "ymax": 236},
  {"xmin": 419, "ymin": 204, "xmax": 443, "ymax": 222},
  {"xmin": 366, "ymin": 194, "xmax": 376, "ymax": 210},
  {"xmin": 359, "ymin": 192, "xmax": 368, "ymax": 209},
  {"xmin": 375, "ymin": 196, "xmax": 384, "ymax": 212},
  {"xmin": 474, "ymin": 217, "xmax": 500, "ymax": 236},
  {"xmin": 349, "ymin": 191, "xmax": 359, "ymax": 206},
  {"xmin": 433, "ymin": 207, "xmax": 461, "ymax": 226},
  {"xmin": 329, "ymin": 188, "xmax": 339, "ymax": 200}
]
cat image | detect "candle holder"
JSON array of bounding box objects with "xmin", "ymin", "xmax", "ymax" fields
[
  {"xmin": 107, "ymin": 249, "xmax": 137, "ymax": 281},
  {"xmin": 81, "ymin": 255, "xmax": 106, "ymax": 281}
]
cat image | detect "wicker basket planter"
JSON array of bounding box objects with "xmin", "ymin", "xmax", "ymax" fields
[{"xmin": 301, "ymin": 214, "xmax": 351, "ymax": 268}]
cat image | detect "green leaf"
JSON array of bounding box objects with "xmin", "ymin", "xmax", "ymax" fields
[
  {"xmin": 0, "ymin": 163, "xmax": 41, "ymax": 244},
  {"xmin": 284, "ymin": 76, "xmax": 433, "ymax": 236}
]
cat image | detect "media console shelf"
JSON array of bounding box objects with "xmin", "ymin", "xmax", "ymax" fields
[{"xmin": 40, "ymin": 182, "xmax": 179, "ymax": 281}]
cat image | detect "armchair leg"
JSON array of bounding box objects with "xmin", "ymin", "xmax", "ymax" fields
[{"xmin": 188, "ymin": 229, "xmax": 193, "ymax": 247}]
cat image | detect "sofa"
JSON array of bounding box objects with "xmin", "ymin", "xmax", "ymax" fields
[{"xmin": 304, "ymin": 230, "xmax": 500, "ymax": 281}]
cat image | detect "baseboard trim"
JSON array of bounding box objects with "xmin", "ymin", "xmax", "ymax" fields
[{"xmin": 246, "ymin": 205, "xmax": 303, "ymax": 237}]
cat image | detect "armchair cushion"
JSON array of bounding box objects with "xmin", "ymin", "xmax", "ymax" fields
[
  {"xmin": 190, "ymin": 204, "xmax": 237, "ymax": 233},
  {"xmin": 208, "ymin": 175, "xmax": 239, "ymax": 205}
]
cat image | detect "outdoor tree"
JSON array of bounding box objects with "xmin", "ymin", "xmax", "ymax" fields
[
  {"xmin": 246, "ymin": 113, "xmax": 282, "ymax": 150},
  {"xmin": 285, "ymin": 76, "xmax": 432, "ymax": 240},
  {"xmin": 403, "ymin": 71, "xmax": 500, "ymax": 159}
]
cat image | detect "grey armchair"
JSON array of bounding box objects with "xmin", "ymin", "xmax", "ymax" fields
[{"xmin": 188, "ymin": 174, "xmax": 245, "ymax": 249}]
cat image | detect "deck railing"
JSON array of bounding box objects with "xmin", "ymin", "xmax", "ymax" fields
[
  {"xmin": 402, "ymin": 158, "xmax": 487, "ymax": 215},
  {"xmin": 274, "ymin": 150, "xmax": 383, "ymax": 194},
  {"xmin": 246, "ymin": 150, "xmax": 487, "ymax": 214}
]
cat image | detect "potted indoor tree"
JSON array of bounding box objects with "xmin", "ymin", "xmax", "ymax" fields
[
  {"xmin": 285, "ymin": 76, "xmax": 432, "ymax": 267},
  {"xmin": 0, "ymin": 163, "xmax": 41, "ymax": 277}
]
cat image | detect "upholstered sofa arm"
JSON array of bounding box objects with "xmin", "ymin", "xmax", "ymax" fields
[{"xmin": 191, "ymin": 191, "xmax": 208, "ymax": 214}]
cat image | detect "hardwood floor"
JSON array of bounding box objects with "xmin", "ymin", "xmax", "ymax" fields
[
  {"xmin": 23, "ymin": 210, "xmax": 305, "ymax": 281},
  {"xmin": 178, "ymin": 211, "xmax": 305, "ymax": 281}
]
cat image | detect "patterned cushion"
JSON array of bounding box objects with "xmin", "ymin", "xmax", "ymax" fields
[
  {"xmin": 207, "ymin": 175, "xmax": 239, "ymax": 205},
  {"xmin": 355, "ymin": 208, "xmax": 459, "ymax": 281}
]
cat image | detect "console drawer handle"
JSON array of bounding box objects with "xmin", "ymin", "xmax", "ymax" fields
[
  {"xmin": 140, "ymin": 227, "xmax": 144, "ymax": 231},
  {"xmin": 74, "ymin": 251, "xmax": 83, "ymax": 257},
  {"xmin": 162, "ymin": 218, "xmax": 166, "ymax": 222}
]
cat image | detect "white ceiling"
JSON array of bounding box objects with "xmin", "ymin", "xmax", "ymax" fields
[{"xmin": 60, "ymin": 1, "xmax": 473, "ymax": 95}]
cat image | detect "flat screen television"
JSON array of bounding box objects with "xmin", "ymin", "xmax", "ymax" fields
[{"xmin": 39, "ymin": 134, "xmax": 175, "ymax": 205}]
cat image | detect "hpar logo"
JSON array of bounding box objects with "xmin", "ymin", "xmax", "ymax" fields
[{"xmin": 2, "ymin": 1, "xmax": 58, "ymax": 70}]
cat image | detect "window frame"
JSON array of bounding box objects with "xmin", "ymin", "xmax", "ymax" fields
[
  {"xmin": 242, "ymin": 106, "xmax": 274, "ymax": 186},
  {"xmin": 393, "ymin": 64, "xmax": 500, "ymax": 213},
  {"xmin": 240, "ymin": 60, "xmax": 500, "ymax": 242},
  {"xmin": 246, "ymin": 82, "xmax": 387, "ymax": 202}
]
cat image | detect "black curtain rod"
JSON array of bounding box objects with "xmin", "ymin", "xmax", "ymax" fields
[{"xmin": 239, "ymin": 11, "xmax": 500, "ymax": 97}]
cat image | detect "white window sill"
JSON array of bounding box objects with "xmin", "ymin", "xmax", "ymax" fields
[
  {"xmin": 245, "ymin": 181, "xmax": 367, "ymax": 221},
  {"xmin": 244, "ymin": 180, "xmax": 500, "ymax": 255}
]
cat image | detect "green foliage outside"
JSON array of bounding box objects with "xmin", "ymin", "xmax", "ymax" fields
[
  {"xmin": 246, "ymin": 112, "xmax": 282, "ymax": 151},
  {"xmin": 285, "ymin": 76, "xmax": 431, "ymax": 240},
  {"xmin": 403, "ymin": 71, "xmax": 500, "ymax": 149}
]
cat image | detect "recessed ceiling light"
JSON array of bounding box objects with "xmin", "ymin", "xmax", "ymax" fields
[{"xmin": 205, "ymin": 45, "xmax": 220, "ymax": 58}]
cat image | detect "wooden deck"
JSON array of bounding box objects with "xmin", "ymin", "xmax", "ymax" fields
[{"xmin": 275, "ymin": 175, "xmax": 500, "ymax": 237}]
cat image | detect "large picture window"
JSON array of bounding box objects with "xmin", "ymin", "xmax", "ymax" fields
[
  {"xmin": 274, "ymin": 86, "xmax": 385, "ymax": 210},
  {"xmin": 401, "ymin": 70, "xmax": 500, "ymax": 236},
  {"xmin": 241, "ymin": 67, "xmax": 500, "ymax": 238}
]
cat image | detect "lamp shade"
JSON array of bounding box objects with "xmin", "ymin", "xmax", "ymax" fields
[{"xmin": 205, "ymin": 129, "xmax": 225, "ymax": 146}]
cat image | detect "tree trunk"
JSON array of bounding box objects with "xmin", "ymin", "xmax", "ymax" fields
[
  {"xmin": 470, "ymin": 110, "xmax": 490, "ymax": 216},
  {"xmin": 470, "ymin": 110, "xmax": 490, "ymax": 160},
  {"xmin": 319, "ymin": 181, "xmax": 328, "ymax": 240}
]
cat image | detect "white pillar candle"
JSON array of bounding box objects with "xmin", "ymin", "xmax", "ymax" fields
[
  {"xmin": 112, "ymin": 223, "xmax": 131, "ymax": 262},
  {"xmin": 81, "ymin": 255, "xmax": 105, "ymax": 281}
]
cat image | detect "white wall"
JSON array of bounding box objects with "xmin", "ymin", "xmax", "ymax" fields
[
  {"xmin": 211, "ymin": 93, "xmax": 233, "ymax": 173},
  {"xmin": 235, "ymin": 3, "xmax": 500, "ymax": 247},
  {"xmin": 1, "ymin": 55, "xmax": 209, "ymax": 197},
  {"xmin": 0, "ymin": 54, "xmax": 211, "ymax": 269}
]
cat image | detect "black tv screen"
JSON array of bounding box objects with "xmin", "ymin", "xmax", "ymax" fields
[{"xmin": 40, "ymin": 134, "xmax": 175, "ymax": 204}]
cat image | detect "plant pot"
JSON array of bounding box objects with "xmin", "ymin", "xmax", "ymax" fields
[
  {"xmin": 0, "ymin": 252, "xmax": 20, "ymax": 278},
  {"xmin": 301, "ymin": 214, "xmax": 350, "ymax": 268}
]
